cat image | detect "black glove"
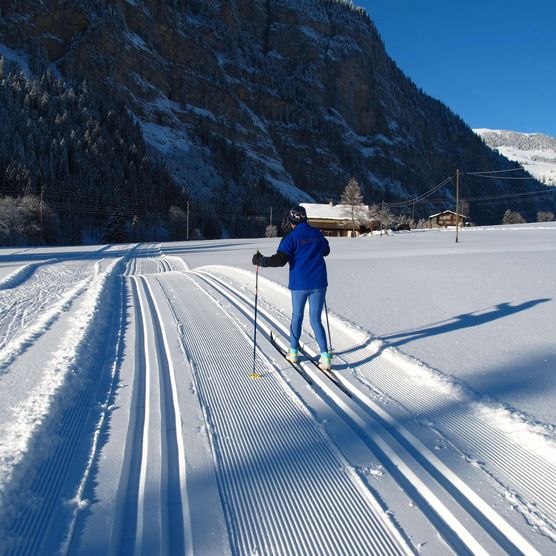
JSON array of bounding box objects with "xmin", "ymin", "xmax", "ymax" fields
[{"xmin": 252, "ymin": 252, "xmax": 266, "ymax": 266}]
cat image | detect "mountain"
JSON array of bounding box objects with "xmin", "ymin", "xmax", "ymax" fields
[
  {"xmin": 474, "ymin": 129, "xmax": 556, "ymax": 186},
  {"xmin": 1, "ymin": 0, "xmax": 555, "ymax": 242}
]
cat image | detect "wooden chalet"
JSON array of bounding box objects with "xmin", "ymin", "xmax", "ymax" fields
[
  {"xmin": 301, "ymin": 202, "xmax": 375, "ymax": 237},
  {"xmin": 427, "ymin": 210, "xmax": 466, "ymax": 228}
]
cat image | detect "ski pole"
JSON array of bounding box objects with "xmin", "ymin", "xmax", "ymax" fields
[
  {"xmin": 250, "ymin": 255, "xmax": 261, "ymax": 379},
  {"xmin": 324, "ymin": 298, "xmax": 333, "ymax": 354}
]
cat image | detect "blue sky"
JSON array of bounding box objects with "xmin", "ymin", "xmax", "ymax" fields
[{"xmin": 358, "ymin": 1, "xmax": 556, "ymax": 137}]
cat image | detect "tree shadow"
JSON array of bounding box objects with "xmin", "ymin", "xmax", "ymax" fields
[
  {"xmin": 331, "ymin": 299, "xmax": 552, "ymax": 372},
  {"xmin": 382, "ymin": 299, "xmax": 551, "ymax": 349},
  {"xmin": 0, "ymin": 243, "xmax": 125, "ymax": 264}
]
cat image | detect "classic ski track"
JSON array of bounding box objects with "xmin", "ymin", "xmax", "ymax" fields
[
  {"xmin": 126, "ymin": 274, "xmax": 190, "ymax": 556},
  {"xmin": 158, "ymin": 270, "xmax": 411, "ymax": 556},
  {"xmin": 322, "ymin": 309, "xmax": 556, "ymax": 531},
  {"xmin": 1, "ymin": 247, "xmax": 134, "ymax": 554},
  {"xmin": 194, "ymin": 267, "xmax": 544, "ymax": 556}
]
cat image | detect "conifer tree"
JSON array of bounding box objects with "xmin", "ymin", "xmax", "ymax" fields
[
  {"xmin": 0, "ymin": 58, "xmax": 188, "ymax": 245},
  {"xmin": 103, "ymin": 210, "xmax": 129, "ymax": 244}
]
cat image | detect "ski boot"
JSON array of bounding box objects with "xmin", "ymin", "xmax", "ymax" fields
[
  {"xmin": 319, "ymin": 352, "xmax": 332, "ymax": 371},
  {"xmin": 286, "ymin": 348, "xmax": 299, "ymax": 364}
]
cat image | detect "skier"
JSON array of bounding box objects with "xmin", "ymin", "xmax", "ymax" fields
[{"xmin": 252, "ymin": 205, "xmax": 332, "ymax": 370}]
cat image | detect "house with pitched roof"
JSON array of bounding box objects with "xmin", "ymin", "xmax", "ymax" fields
[
  {"xmin": 301, "ymin": 202, "xmax": 376, "ymax": 237},
  {"xmin": 427, "ymin": 210, "xmax": 466, "ymax": 228}
]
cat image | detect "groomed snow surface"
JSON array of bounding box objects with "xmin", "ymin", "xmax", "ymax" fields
[{"xmin": 0, "ymin": 224, "xmax": 555, "ymax": 555}]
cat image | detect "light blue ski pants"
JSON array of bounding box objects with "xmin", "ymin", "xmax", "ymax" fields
[{"xmin": 290, "ymin": 287, "xmax": 328, "ymax": 353}]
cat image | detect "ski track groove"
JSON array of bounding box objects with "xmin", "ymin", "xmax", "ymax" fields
[
  {"xmin": 119, "ymin": 278, "xmax": 148, "ymax": 553},
  {"xmin": 158, "ymin": 272, "xmax": 408, "ymax": 556},
  {"xmin": 196, "ymin": 267, "xmax": 547, "ymax": 555},
  {"xmin": 132, "ymin": 275, "xmax": 157, "ymax": 556},
  {"xmin": 125, "ymin": 272, "xmax": 189, "ymax": 556},
  {"xmin": 142, "ymin": 276, "xmax": 186, "ymax": 555},
  {"xmin": 193, "ymin": 271, "xmax": 488, "ymax": 555}
]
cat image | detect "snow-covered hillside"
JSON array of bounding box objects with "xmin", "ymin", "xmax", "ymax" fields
[
  {"xmin": 475, "ymin": 128, "xmax": 556, "ymax": 185},
  {"xmin": 0, "ymin": 226, "xmax": 555, "ymax": 555}
]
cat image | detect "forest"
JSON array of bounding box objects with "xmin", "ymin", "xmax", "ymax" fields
[{"xmin": 0, "ymin": 57, "xmax": 193, "ymax": 246}]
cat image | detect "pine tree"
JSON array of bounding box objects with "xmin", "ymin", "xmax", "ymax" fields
[
  {"xmin": 0, "ymin": 61, "xmax": 186, "ymax": 245},
  {"xmin": 103, "ymin": 210, "xmax": 129, "ymax": 243}
]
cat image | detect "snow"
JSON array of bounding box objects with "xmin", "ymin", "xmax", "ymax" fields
[
  {"xmin": 301, "ymin": 201, "xmax": 361, "ymax": 220},
  {"xmin": 0, "ymin": 43, "xmax": 32, "ymax": 78},
  {"xmin": 474, "ymin": 128, "xmax": 556, "ymax": 186},
  {"xmin": 0, "ymin": 225, "xmax": 555, "ymax": 554},
  {"xmin": 125, "ymin": 31, "xmax": 153, "ymax": 54}
]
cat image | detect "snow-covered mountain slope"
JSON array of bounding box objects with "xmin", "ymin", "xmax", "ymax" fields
[
  {"xmin": 1, "ymin": 227, "xmax": 555, "ymax": 554},
  {"xmin": 475, "ymin": 129, "xmax": 556, "ymax": 185},
  {"xmin": 3, "ymin": 0, "xmax": 553, "ymax": 228}
]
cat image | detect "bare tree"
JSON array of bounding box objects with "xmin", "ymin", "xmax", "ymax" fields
[
  {"xmin": 503, "ymin": 209, "xmax": 526, "ymax": 224},
  {"xmin": 341, "ymin": 177, "xmax": 366, "ymax": 236},
  {"xmin": 458, "ymin": 198, "xmax": 470, "ymax": 217},
  {"xmin": 537, "ymin": 211, "xmax": 555, "ymax": 222},
  {"xmin": 265, "ymin": 224, "xmax": 277, "ymax": 237}
]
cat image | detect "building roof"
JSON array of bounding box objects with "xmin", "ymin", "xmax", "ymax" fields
[
  {"xmin": 301, "ymin": 202, "xmax": 367, "ymax": 221},
  {"xmin": 428, "ymin": 210, "xmax": 466, "ymax": 219}
]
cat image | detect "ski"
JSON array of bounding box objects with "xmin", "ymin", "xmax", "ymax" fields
[
  {"xmin": 270, "ymin": 333, "xmax": 352, "ymax": 398},
  {"xmin": 298, "ymin": 346, "xmax": 353, "ymax": 398},
  {"xmin": 270, "ymin": 332, "xmax": 313, "ymax": 384}
]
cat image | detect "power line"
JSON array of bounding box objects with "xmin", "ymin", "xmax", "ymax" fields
[
  {"xmin": 0, "ymin": 187, "xmax": 276, "ymax": 219},
  {"xmin": 384, "ymin": 165, "xmax": 552, "ymax": 212},
  {"xmin": 422, "ymin": 187, "xmax": 556, "ymax": 204},
  {"xmin": 466, "ymin": 188, "xmax": 556, "ymax": 203},
  {"xmin": 464, "ymin": 167, "xmax": 527, "ymax": 175},
  {"xmin": 466, "ymin": 174, "xmax": 538, "ymax": 180},
  {"xmin": 384, "ymin": 175, "xmax": 454, "ymax": 208},
  {"xmin": 383, "ymin": 166, "xmax": 537, "ymax": 210}
]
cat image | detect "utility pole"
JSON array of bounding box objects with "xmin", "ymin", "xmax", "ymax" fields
[
  {"xmin": 40, "ymin": 184, "xmax": 44, "ymax": 238},
  {"xmin": 455, "ymin": 169, "xmax": 460, "ymax": 243},
  {"xmin": 380, "ymin": 201, "xmax": 384, "ymax": 237},
  {"xmin": 269, "ymin": 207, "xmax": 273, "ymax": 228},
  {"xmin": 186, "ymin": 201, "xmax": 190, "ymax": 240}
]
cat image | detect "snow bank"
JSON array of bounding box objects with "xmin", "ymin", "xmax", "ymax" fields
[
  {"xmin": 0, "ymin": 262, "xmax": 39, "ymax": 290},
  {"xmin": 0, "ymin": 258, "xmax": 125, "ymax": 535}
]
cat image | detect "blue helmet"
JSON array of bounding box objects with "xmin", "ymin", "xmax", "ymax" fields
[{"xmin": 288, "ymin": 205, "xmax": 307, "ymax": 224}]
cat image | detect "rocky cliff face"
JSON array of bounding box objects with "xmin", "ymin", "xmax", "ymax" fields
[{"xmin": 1, "ymin": 0, "xmax": 552, "ymax": 224}]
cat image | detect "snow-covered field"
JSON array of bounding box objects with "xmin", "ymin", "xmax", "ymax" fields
[{"xmin": 0, "ymin": 224, "xmax": 555, "ymax": 555}]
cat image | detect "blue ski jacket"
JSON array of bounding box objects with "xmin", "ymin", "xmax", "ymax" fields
[{"xmin": 277, "ymin": 222, "xmax": 330, "ymax": 290}]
